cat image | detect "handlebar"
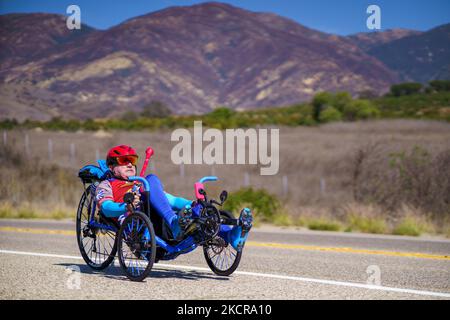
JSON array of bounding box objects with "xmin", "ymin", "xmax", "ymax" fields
[
  {"xmin": 127, "ymin": 175, "xmax": 219, "ymax": 198},
  {"xmin": 195, "ymin": 176, "xmax": 218, "ymax": 200},
  {"xmin": 128, "ymin": 176, "xmax": 150, "ymax": 192},
  {"xmin": 199, "ymin": 176, "xmax": 218, "ymax": 183}
]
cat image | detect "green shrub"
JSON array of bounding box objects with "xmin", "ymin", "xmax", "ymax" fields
[
  {"xmin": 0, "ymin": 118, "xmax": 19, "ymax": 129},
  {"xmin": 82, "ymin": 119, "xmax": 101, "ymax": 131},
  {"xmin": 50, "ymin": 209, "xmax": 71, "ymax": 220},
  {"xmin": 356, "ymin": 103, "xmax": 381, "ymax": 120},
  {"xmin": 307, "ymin": 219, "xmax": 341, "ymax": 231},
  {"xmin": 204, "ymin": 107, "xmax": 237, "ymax": 129},
  {"xmin": 272, "ymin": 213, "xmax": 294, "ymax": 226},
  {"xmin": 347, "ymin": 214, "xmax": 387, "ymax": 234},
  {"xmin": 343, "ymin": 99, "xmax": 380, "ymax": 120},
  {"xmin": 312, "ymin": 92, "xmax": 333, "ymax": 121},
  {"xmin": 17, "ymin": 207, "xmax": 38, "ymax": 219},
  {"xmin": 392, "ymin": 217, "xmax": 422, "ymax": 236},
  {"xmin": 392, "ymin": 216, "xmax": 433, "ymax": 236},
  {"xmin": 0, "ymin": 202, "xmax": 14, "ymax": 218},
  {"xmin": 223, "ymin": 187, "xmax": 281, "ymax": 222},
  {"xmin": 429, "ymin": 80, "xmax": 450, "ymax": 92},
  {"xmin": 319, "ymin": 106, "xmax": 343, "ymax": 123},
  {"xmin": 333, "ymin": 91, "xmax": 353, "ymax": 112},
  {"xmin": 390, "ymin": 82, "xmax": 423, "ymax": 96}
]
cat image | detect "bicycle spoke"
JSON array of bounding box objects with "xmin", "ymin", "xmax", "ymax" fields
[{"xmin": 206, "ymin": 238, "xmax": 239, "ymax": 271}]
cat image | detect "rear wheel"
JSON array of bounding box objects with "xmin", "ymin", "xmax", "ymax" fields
[
  {"xmin": 76, "ymin": 185, "xmax": 117, "ymax": 270},
  {"xmin": 203, "ymin": 211, "xmax": 242, "ymax": 276},
  {"xmin": 117, "ymin": 211, "xmax": 156, "ymax": 282}
]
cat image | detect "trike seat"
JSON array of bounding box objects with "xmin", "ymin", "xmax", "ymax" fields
[{"xmin": 78, "ymin": 160, "xmax": 111, "ymax": 184}]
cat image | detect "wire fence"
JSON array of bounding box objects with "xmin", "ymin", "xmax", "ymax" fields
[{"xmin": 2, "ymin": 130, "xmax": 331, "ymax": 200}]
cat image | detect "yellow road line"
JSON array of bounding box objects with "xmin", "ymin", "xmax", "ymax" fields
[
  {"xmin": 246, "ymin": 241, "xmax": 450, "ymax": 261},
  {"xmin": 0, "ymin": 226, "xmax": 76, "ymax": 236},
  {"xmin": 1, "ymin": 226, "xmax": 449, "ymax": 261}
]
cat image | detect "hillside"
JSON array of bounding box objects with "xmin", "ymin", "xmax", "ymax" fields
[{"xmin": 0, "ymin": 2, "xmax": 398, "ymax": 120}]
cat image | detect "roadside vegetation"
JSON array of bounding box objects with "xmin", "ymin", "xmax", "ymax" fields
[
  {"xmin": 0, "ymin": 144, "xmax": 79, "ymax": 220},
  {"xmin": 1, "ymin": 81, "xmax": 449, "ymax": 131},
  {"xmin": 224, "ymin": 188, "xmax": 448, "ymax": 237}
]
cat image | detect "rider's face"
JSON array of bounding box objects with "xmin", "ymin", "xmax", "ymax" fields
[{"xmin": 112, "ymin": 162, "xmax": 136, "ymax": 179}]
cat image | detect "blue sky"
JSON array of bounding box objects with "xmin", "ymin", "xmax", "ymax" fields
[{"xmin": 1, "ymin": 0, "xmax": 449, "ymax": 35}]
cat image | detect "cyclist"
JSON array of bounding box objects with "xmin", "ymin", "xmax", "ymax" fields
[{"xmin": 95, "ymin": 145, "xmax": 252, "ymax": 249}]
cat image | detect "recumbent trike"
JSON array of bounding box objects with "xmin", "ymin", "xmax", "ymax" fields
[{"xmin": 76, "ymin": 148, "xmax": 253, "ymax": 281}]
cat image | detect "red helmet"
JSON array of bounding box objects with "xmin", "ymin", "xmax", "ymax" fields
[{"xmin": 106, "ymin": 145, "xmax": 138, "ymax": 166}]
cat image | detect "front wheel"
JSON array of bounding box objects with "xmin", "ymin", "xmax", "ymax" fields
[
  {"xmin": 117, "ymin": 211, "xmax": 156, "ymax": 282},
  {"xmin": 203, "ymin": 211, "xmax": 242, "ymax": 276}
]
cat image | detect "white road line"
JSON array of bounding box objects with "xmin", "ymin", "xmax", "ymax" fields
[{"xmin": 1, "ymin": 249, "xmax": 449, "ymax": 298}]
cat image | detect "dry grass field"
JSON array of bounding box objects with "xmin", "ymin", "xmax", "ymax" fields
[{"xmin": 1, "ymin": 119, "xmax": 449, "ymax": 236}]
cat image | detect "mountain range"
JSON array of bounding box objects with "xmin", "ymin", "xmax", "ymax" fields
[{"xmin": 0, "ymin": 2, "xmax": 449, "ymax": 120}]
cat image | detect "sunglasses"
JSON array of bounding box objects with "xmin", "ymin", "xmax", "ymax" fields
[{"xmin": 114, "ymin": 155, "xmax": 138, "ymax": 166}]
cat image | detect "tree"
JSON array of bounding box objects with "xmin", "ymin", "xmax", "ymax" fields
[
  {"xmin": 333, "ymin": 91, "xmax": 353, "ymax": 113},
  {"xmin": 319, "ymin": 107, "xmax": 343, "ymax": 123},
  {"xmin": 356, "ymin": 102, "xmax": 381, "ymax": 119},
  {"xmin": 208, "ymin": 107, "xmax": 235, "ymax": 119},
  {"xmin": 0, "ymin": 118, "xmax": 19, "ymax": 129},
  {"xmin": 82, "ymin": 118, "xmax": 100, "ymax": 131},
  {"xmin": 429, "ymin": 80, "xmax": 450, "ymax": 92},
  {"xmin": 390, "ymin": 83, "xmax": 423, "ymax": 96},
  {"xmin": 206, "ymin": 107, "xmax": 237, "ymax": 129},
  {"xmin": 140, "ymin": 101, "xmax": 172, "ymax": 118},
  {"xmin": 312, "ymin": 92, "xmax": 333, "ymax": 121},
  {"xmin": 343, "ymin": 100, "xmax": 380, "ymax": 121}
]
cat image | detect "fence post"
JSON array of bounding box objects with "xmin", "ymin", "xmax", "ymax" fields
[
  {"xmin": 320, "ymin": 178, "xmax": 326, "ymax": 196},
  {"xmin": 180, "ymin": 162, "xmax": 185, "ymax": 178},
  {"xmin": 282, "ymin": 175, "xmax": 289, "ymax": 197},
  {"xmin": 48, "ymin": 138, "xmax": 53, "ymax": 161},
  {"xmin": 244, "ymin": 172, "xmax": 250, "ymax": 187},
  {"xmin": 24, "ymin": 133, "xmax": 30, "ymax": 157},
  {"xmin": 70, "ymin": 143, "xmax": 76, "ymax": 165},
  {"xmin": 3, "ymin": 131, "xmax": 7, "ymax": 146}
]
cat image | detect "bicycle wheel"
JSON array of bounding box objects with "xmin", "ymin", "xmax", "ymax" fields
[
  {"xmin": 76, "ymin": 185, "xmax": 117, "ymax": 270},
  {"xmin": 203, "ymin": 211, "xmax": 242, "ymax": 276},
  {"xmin": 117, "ymin": 211, "xmax": 156, "ymax": 282}
]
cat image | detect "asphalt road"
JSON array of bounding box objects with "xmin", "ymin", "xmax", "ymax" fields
[{"xmin": 0, "ymin": 219, "xmax": 449, "ymax": 300}]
